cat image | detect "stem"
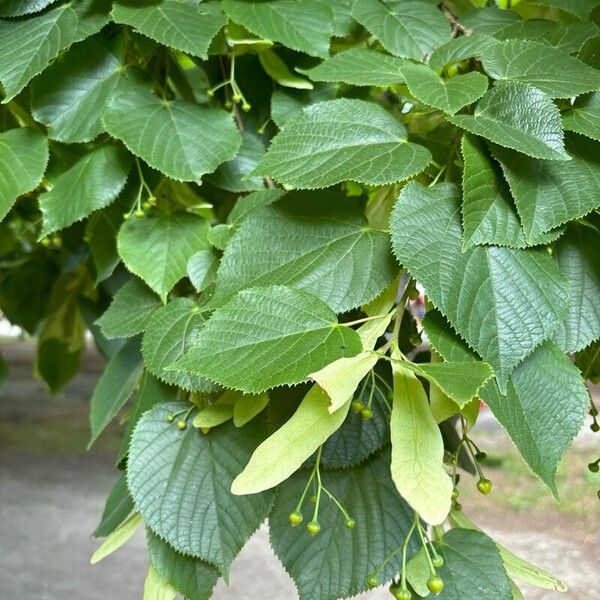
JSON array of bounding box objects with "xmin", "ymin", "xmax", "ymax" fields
[
  {"xmin": 415, "ymin": 517, "xmax": 436, "ymax": 576},
  {"xmin": 311, "ymin": 446, "xmax": 324, "ymax": 522},
  {"xmin": 322, "ymin": 486, "xmax": 351, "ymax": 521},
  {"xmin": 400, "ymin": 517, "xmax": 418, "ymax": 588},
  {"xmin": 342, "ymin": 313, "xmax": 392, "ymax": 328}
]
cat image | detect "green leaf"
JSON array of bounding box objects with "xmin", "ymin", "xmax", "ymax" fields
[
  {"xmin": 0, "ymin": 0, "xmax": 110, "ymax": 102},
  {"xmin": 552, "ymin": 225, "xmax": 600, "ymax": 353},
  {"xmin": 103, "ymin": 75, "xmax": 241, "ymax": 181},
  {"xmin": 0, "ymin": 0, "xmax": 56, "ymax": 17},
  {"xmin": 211, "ymin": 191, "xmax": 396, "ymax": 313},
  {"xmin": 96, "ymin": 279, "xmax": 161, "ymax": 340},
  {"xmin": 93, "ymin": 474, "xmax": 135, "ymax": 538},
  {"xmin": 576, "ymin": 340, "xmax": 600, "ymax": 382},
  {"xmin": 117, "ymin": 212, "xmax": 210, "ymax": 302},
  {"xmin": 390, "ymin": 358, "xmax": 453, "ymax": 525},
  {"xmin": 143, "ymin": 564, "xmax": 177, "ymax": 600},
  {"xmin": 258, "ymin": 49, "xmax": 313, "ymax": 90},
  {"xmin": 252, "ymin": 98, "xmax": 431, "ymax": 188},
  {"xmin": 491, "ymin": 135, "xmax": 600, "ymax": 241},
  {"xmin": 529, "ymin": 0, "xmax": 598, "ymax": 19},
  {"xmin": 112, "ymin": 0, "xmax": 226, "ymax": 60},
  {"xmin": 90, "ymin": 512, "xmax": 142, "ymax": 564},
  {"xmin": 352, "ymin": 0, "xmax": 451, "ymax": 61},
  {"xmin": 89, "ymin": 337, "xmax": 143, "ymax": 447},
  {"xmin": 206, "ymin": 130, "xmax": 265, "ymax": 192},
  {"xmin": 269, "ymin": 450, "xmax": 418, "ymax": 600},
  {"xmin": 39, "ymin": 144, "xmax": 131, "ymax": 237},
  {"xmin": 390, "ymin": 182, "xmax": 570, "ymax": 390},
  {"xmin": 147, "ymin": 531, "xmax": 219, "ymax": 600},
  {"xmin": 31, "ymin": 36, "xmax": 126, "ymax": 143},
  {"xmin": 232, "ymin": 386, "xmax": 350, "ymax": 495},
  {"xmin": 0, "ymin": 128, "xmax": 48, "ymax": 222},
  {"xmin": 401, "ymin": 360, "xmax": 493, "ymax": 409},
  {"xmin": 434, "ymin": 529, "xmax": 512, "ymax": 600},
  {"xmin": 562, "ymin": 91, "xmax": 600, "ymax": 142},
  {"xmin": 299, "ymin": 48, "xmax": 408, "ymax": 87},
  {"xmin": 270, "ymin": 84, "xmax": 336, "ymax": 129},
  {"xmin": 449, "ymin": 82, "xmax": 570, "ymax": 161},
  {"xmin": 320, "ymin": 371, "xmax": 391, "ymax": 469},
  {"xmin": 186, "ymin": 250, "xmax": 217, "ymax": 293},
  {"xmin": 481, "ymin": 40, "xmax": 600, "ymax": 99},
  {"xmin": 461, "ymin": 134, "xmax": 561, "ymax": 249},
  {"xmin": 233, "ymin": 392, "xmax": 270, "ymax": 427},
  {"xmin": 402, "ymin": 63, "xmax": 488, "ymax": 115},
  {"xmin": 449, "ymin": 511, "xmax": 567, "ymax": 593},
  {"xmin": 481, "ymin": 343, "xmax": 589, "ymax": 495},
  {"xmin": 172, "ymin": 286, "xmax": 362, "ymax": 393},
  {"xmin": 222, "ymin": 0, "xmax": 334, "ymax": 58},
  {"xmin": 461, "ymin": 7, "xmax": 520, "ymax": 36},
  {"xmin": 142, "ymin": 298, "xmax": 212, "ymax": 392},
  {"xmin": 117, "ymin": 370, "xmax": 176, "ymax": 464},
  {"xmin": 127, "ymin": 402, "xmax": 273, "ymax": 573},
  {"xmin": 429, "ymin": 33, "xmax": 498, "ymax": 69}
]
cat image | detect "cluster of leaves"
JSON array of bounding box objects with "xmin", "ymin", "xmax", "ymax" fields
[{"xmin": 1, "ymin": 0, "xmax": 599, "ymax": 598}]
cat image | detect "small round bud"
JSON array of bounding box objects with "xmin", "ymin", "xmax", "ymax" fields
[
  {"xmin": 309, "ymin": 494, "xmax": 318, "ymax": 504},
  {"xmin": 306, "ymin": 521, "xmax": 321, "ymax": 535},
  {"xmin": 451, "ymin": 488, "xmax": 459, "ymax": 500},
  {"xmin": 409, "ymin": 334, "xmax": 422, "ymax": 346},
  {"xmin": 453, "ymin": 501, "xmax": 462, "ymax": 511},
  {"xmin": 288, "ymin": 511, "xmax": 303, "ymax": 526},
  {"xmin": 366, "ymin": 574, "xmax": 379, "ymax": 589},
  {"xmin": 591, "ymin": 422, "xmax": 600, "ymax": 432},
  {"xmin": 590, "ymin": 406, "xmax": 599, "ymax": 417},
  {"xmin": 477, "ymin": 478, "xmax": 493, "ymax": 495},
  {"xmin": 475, "ymin": 451, "xmax": 487, "ymax": 462},
  {"xmin": 207, "ymin": 88, "xmax": 215, "ymax": 97},
  {"xmin": 391, "ymin": 587, "xmax": 412, "ymax": 600},
  {"xmin": 361, "ymin": 407, "xmax": 374, "ymax": 420},
  {"xmin": 588, "ymin": 462, "xmax": 600, "ymax": 473},
  {"xmin": 232, "ymin": 93, "xmax": 242, "ymax": 103},
  {"xmin": 166, "ymin": 414, "xmax": 175, "ymax": 423},
  {"xmin": 176, "ymin": 420, "xmax": 186, "ymax": 430},
  {"xmin": 351, "ymin": 400, "xmax": 364, "ymax": 414},
  {"xmin": 242, "ymin": 102, "xmax": 251, "ymax": 112},
  {"xmin": 142, "ymin": 201, "xmax": 151, "ymax": 210},
  {"xmin": 344, "ymin": 517, "xmax": 356, "ymax": 529},
  {"xmin": 135, "ymin": 209, "xmax": 144, "ymax": 218},
  {"xmin": 427, "ymin": 575, "xmax": 444, "ymax": 594},
  {"xmin": 224, "ymin": 100, "xmax": 233, "ymax": 109},
  {"xmin": 432, "ymin": 555, "xmax": 444, "ymax": 568},
  {"xmin": 123, "ymin": 212, "xmax": 130, "ymax": 220}
]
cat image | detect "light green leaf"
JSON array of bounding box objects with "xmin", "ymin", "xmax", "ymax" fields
[
  {"xmin": 269, "ymin": 450, "xmax": 418, "ymax": 600},
  {"xmin": 193, "ymin": 392, "xmax": 236, "ymax": 429},
  {"xmin": 143, "ymin": 564, "xmax": 177, "ymax": 600},
  {"xmin": 352, "ymin": 0, "xmax": 451, "ymax": 61},
  {"xmin": 434, "ymin": 529, "xmax": 512, "ymax": 600},
  {"xmin": 461, "ymin": 134, "xmax": 561, "ymax": 249},
  {"xmin": 401, "ymin": 360, "xmax": 493, "ymax": 409},
  {"xmin": 233, "ymin": 392, "xmax": 270, "ymax": 427},
  {"xmin": 391, "ymin": 182, "xmax": 570, "ymax": 390},
  {"xmin": 232, "ymin": 385, "xmax": 350, "ymax": 495},
  {"xmin": 211, "ymin": 191, "xmax": 397, "ymax": 313},
  {"xmin": 117, "ymin": 212, "xmax": 210, "ymax": 302},
  {"xmin": 186, "ymin": 250, "xmax": 217, "ymax": 292},
  {"xmin": 0, "ymin": 0, "xmax": 110, "ymax": 102},
  {"xmin": 142, "ymin": 298, "xmax": 211, "ymax": 392},
  {"xmin": 0, "ymin": 0, "xmax": 56, "ymax": 17},
  {"xmin": 90, "ymin": 512, "xmax": 142, "ymax": 564},
  {"xmin": 482, "ymin": 40, "xmax": 600, "ymax": 98},
  {"xmin": 89, "ymin": 338, "xmax": 143, "ymax": 447},
  {"xmin": 173, "ymin": 285, "xmax": 362, "ymax": 393},
  {"xmin": 491, "ymin": 135, "xmax": 600, "ymax": 241},
  {"xmin": 39, "ymin": 144, "xmax": 131, "ymax": 237},
  {"xmin": 429, "ymin": 33, "xmax": 498, "ymax": 69},
  {"xmin": 147, "ymin": 531, "xmax": 219, "ymax": 600},
  {"xmin": 31, "ymin": 37, "xmax": 126, "ymax": 143},
  {"xmin": 529, "ymin": 0, "xmax": 598, "ymax": 19},
  {"xmin": 93, "ymin": 474, "xmax": 135, "ymax": 538},
  {"xmin": 103, "ymin": 75, "xmax": 241, "ymax": 181},
  {"xmin": 0, "ymin": 128, "xmax": 48, "ymax": 222},
  {"xmin": 553, "ymin": 225, "xmax": 600, "ymax": 353},
  {"xmin": 449, "ymin": 82, "xmax": 570, "ymax": 161},
  {"xmin": 96, "ymin": 279, "xmax": 161, "ymax": 340},
  {"xmin": 481, "ymin": 342, "xmax": 589, "ymax": 495},
  {"xmin": 300, "ymin": 48, "xmax": 408, "ymax": 87},
  {"xmin": 252, "ymin": 98, "xmax": 431, "ymax": 188},
  {"xmin": 222, "ymin": 0, "xmax": 334, "ymax": 58},
  {"xmin": 562, "ymin": 91, "xmax": 600, "ymax": 142},
  {"xmin": 127, "ymin": 402, "xmax": 273, "ymax": 572},
  {"xmin": 402, "ymin": 63, "xmax": 488, "ymax": 115},
  {"xmin": 258, "ymin": 49, "xmax": 313, "ymax": 89},
  {"xmin": 112, "ymin": 0, "xmax": 226, "ymax": 59},
  {"xmin": 390, "ymin": 358, "xmax": 453, "ymax": 525},
  {"xmin": 449, "ymin": 511, "xmax": 567, "ymax": 592},
  {"xmin": 206, "ymin": 130, "xmax": 265, "ymax": 192}
]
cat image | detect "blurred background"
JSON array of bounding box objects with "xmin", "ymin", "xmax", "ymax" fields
[{"xmin": 1, "ymin": 323, "xmax": 599, "ymax": 600}]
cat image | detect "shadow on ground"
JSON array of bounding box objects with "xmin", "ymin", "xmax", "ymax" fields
[{"xmin": 0, "ymin": 340, "xmax": 598, "ymax": 599}]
